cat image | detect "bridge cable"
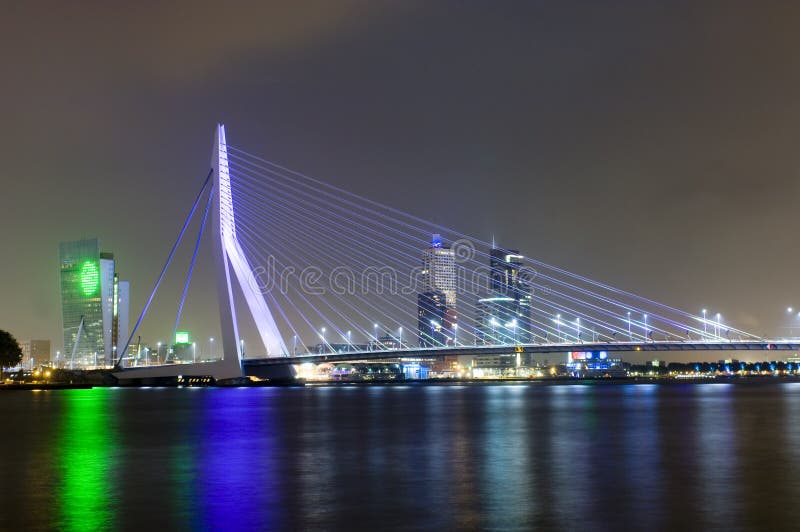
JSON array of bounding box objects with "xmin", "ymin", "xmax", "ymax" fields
[
  {"xmin": 169, "ymin": 184, "xmax": 215, "ymax": 361},
  {"xmin": 115, "ymin": 169, "xmax": 213, "ymax": 367}
]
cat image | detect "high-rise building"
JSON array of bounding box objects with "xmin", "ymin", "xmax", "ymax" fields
[
  {"xmin": 117, "ymin": 279, "xmax": 130, "ymax": 357},
  {"xmin": 421, "ymin": 234, "xmax": 457, "ymax": 309},
  {"xmin": 490, "ymin": 248, "xmax": 524, "ymax": 296},
  {"xmin": 59, "ymin": 238, "xmax": 130, "ymax": 367},
  {"xmin": 419, "ymin": 234, "xmax": 457, "ymax": 347},
  {"xmin": 478, "ymin": 246, "xmax": 533, "ymax": 345},
  {"xmin": 418, "ymin": 290, "xmax": 448, "ymax": 347},
  {"xmin": 20, "ymin": 340, "xmax": 50, "ymax": 370}
]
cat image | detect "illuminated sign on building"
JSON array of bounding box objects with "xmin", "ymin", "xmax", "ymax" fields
[
  {"xmin": 570, "ymin": 350, "xmax": 609, "ymax": 361},
  {"xmin": 80, "ymin": 260, "xmax": 100, "ymax": 296}
]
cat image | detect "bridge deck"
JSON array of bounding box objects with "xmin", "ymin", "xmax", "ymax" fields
[{"xmin": 243, "ymin": 341, "xmax": 799, "ymax": 366}]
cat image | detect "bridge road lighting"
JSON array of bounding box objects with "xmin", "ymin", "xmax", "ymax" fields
[
  {"xmin": 430, "ymin": 320, "xmax": 440, "ymax": 346},
  {"xmin": 320, "ymin": 327, "xmax": 328, "ymax": 354},
  {"xmin": 627, "ymin": 312, "xmax": 632, "ymax": 341},
  {"xmin": 556, "ymin": 314, "xmax": 561, "ymax": 343},
  {"xmin": 715, "ymin": 313, "xmax": 721, "ymax": 339},
  {"xmin": 702, "ymin": 309, "xmax": 707, "ymax": 338},
  {"xmin": 643, "ymin": 314, "xmax": 648, "ymax": 342},
  {"xmin": 507, "ymin": 319, "xmax": 518, "ymax": 344}
]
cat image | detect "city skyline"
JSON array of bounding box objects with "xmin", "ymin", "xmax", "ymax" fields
[
  {"xmin": 5, "ymin": 5, "xmax": 800, "ymax": 531},
  {"xmin": 2, "ymin": 2, "xmax": 800, "ymax": 363}
]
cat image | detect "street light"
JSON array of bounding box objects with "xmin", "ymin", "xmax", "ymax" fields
[
  {"xmin": 192, "ymin": 342, "xmax": 197, "ymax": 363},
  {"xmin": 715, "ymin": 313, "xmax": 721, "ymax": 339},
  {"xmin": 320, "ymin": 327, "xmax": 327, "ymax": 354},
  {"xmin": 157, "ymin": 342, "xmax": 162, "ymax": 364},
  {"xmin": 576, "ymin": 318, "xmax": 581, "ymax": 342},
  {"xmin": 209, "ymin": 337, "xmax": 214, "ymax": 359},
  {"xmin": 346, "ymin": 330, "xmax": 352, "ymax": 351},
  {"xmin": 556, "ymin": 314, "xmax": 561, "ymax": 343},
  {"xmin": 373, "ymin": 323, "xmax": 379, "ymax": 350},
  {"xmin": 643, "ymin": 314, "xmax": 648, "ymax": 341},
  {"xmin": 627, "ymin": 311, "xmax": 632, "ymax": 341},
  {"xmin": 430, "ymin": 320, "xmax": 440, "ymax": 347},
  {"xmin": 702, "ymin": 309, "xmax": 707, "ymax": 338},
  {"xmin": 507, "ymin": 319, "xmax": 518, "ymax": 344},
  {"xmin": 453, "ymin": 323, "xmax": 458, "ymax": 347},
  {"xmin": 398, "ymin": 327, "xmax": 403, "ymax": 348},
  {"xmin": 292, "ymin": 334, "xmax": 298, "ymax": 355},
  {"xmin": 490, "ymin": 318, "xmax": 499, "ymax": 345}
]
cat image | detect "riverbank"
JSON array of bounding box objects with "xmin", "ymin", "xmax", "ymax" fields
[{"xmin": 0, "ymin": 383, "xmax": 93, "ymax": 390}]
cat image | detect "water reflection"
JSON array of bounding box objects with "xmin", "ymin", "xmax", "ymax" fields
[
  {"xmin": 197, "ymin": 389, "xmax": 284, "ymax": 530},
  {"xmin": 6, "ymin": 384, "xmax": 800, "ymax": 530},
  {"xmin": 58, "ymin": 389, "xmax": 118, "ymax": 531}
]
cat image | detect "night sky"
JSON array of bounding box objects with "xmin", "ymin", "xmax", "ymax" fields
[{"xmin": 2, "ymin": 1, "xmax": 800, "ymax": 359}]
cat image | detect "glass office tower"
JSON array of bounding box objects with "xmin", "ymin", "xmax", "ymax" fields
[
  {"xmin": 60, "ymin": 238, "xmax": 129, "ymax": 367},
  {"xmin": 60, "ymin": 238, "xmax": 105, "ymax": 366}
]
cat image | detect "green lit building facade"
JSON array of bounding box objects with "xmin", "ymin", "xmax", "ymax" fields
[{"xmin": 59, "ymin": 238, "xmax": 129, "ymax": 367}]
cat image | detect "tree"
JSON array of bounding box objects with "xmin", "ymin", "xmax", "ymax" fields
[{"xmin": 0, "ymin": 330, "xmax": 23, "ymax": 378}]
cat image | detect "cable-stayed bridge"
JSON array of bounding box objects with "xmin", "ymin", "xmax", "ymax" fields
[{"xmin": 114, "ymin": 125, "xmax": 794, "ymax": 383}]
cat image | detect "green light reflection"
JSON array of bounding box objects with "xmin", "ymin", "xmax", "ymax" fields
[{"xmin": 58, "ymin": 389, "xmax": 117, "ymax": 531}]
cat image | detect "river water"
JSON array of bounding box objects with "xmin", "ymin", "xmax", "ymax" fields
[{"xmin": 2, "ymin": 382, "xmax": 800, "ymax": 531}]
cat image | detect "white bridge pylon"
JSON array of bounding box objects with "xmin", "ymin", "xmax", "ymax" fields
[
  {"xmin": 212, "ymin": 123, "xmax": 288, "ymax": 363},
  {"xmin": 114, "ymin": 124, "xmax": 287, "ymax": 382}
]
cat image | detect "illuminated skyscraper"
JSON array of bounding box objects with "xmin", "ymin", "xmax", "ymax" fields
[
  {"xmin": 421, "ymin": 234, "xmax": 457, "ymax": 309},
  {"xmin": 419, "ymin": 234, "xmax": 457, "ymax": 346},
  {"xmin": 418, "ymin": 290, "xmax": 448, "ymax": 347},
  {"xmin": 59, "ymin": 238, "xmax": 130, "ymax": 367},
  {"xmin": 478, "ymin": 246, "xmax": 533, "ymax": 345}
]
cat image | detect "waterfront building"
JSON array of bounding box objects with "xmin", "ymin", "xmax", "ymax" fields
[
  {"xmin": 418, "ymin": 290, "xmax": 448, "ymax": 347},
  {"xmin": 477, "ymin": 246, "xmax": 533, "ymax": 345},
  {"xmin": 59, "ymin": 238, "xmax": 130, "ymax": 367},
  {"xmin": 567, "ymin": 350, "xmax": 626, "ymax": 377},
  {"xmin": 418, "ymin": 234, "xmax": 457, "ymax": 347},
  {"xmin": 473, "ymin": 353, "xmax": 517, "ymax": 369},
  {"xmin": 20, "ymin": 340, "xmax": 50, "ymax": 369},
  {"xmin": 421, "ymin": 234, "xmax": 457, "ymax": 308}
]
